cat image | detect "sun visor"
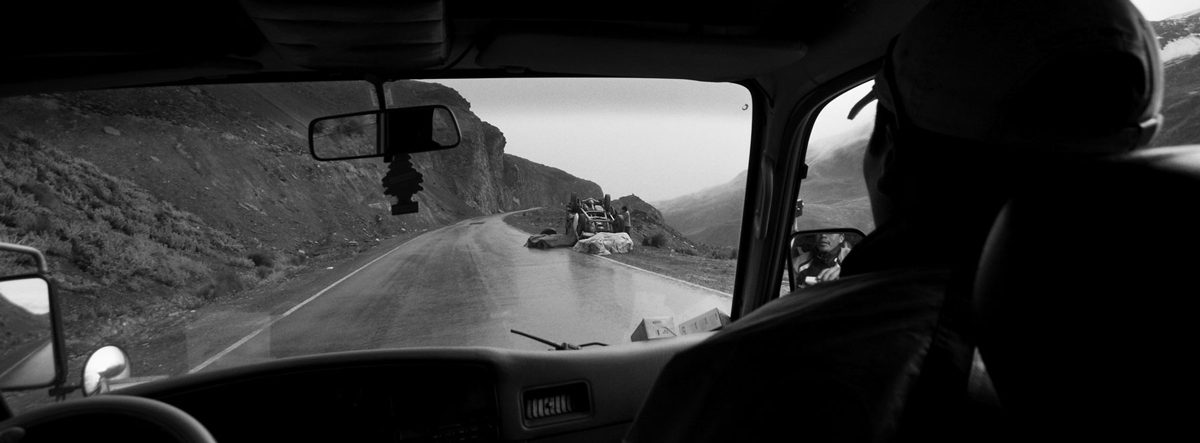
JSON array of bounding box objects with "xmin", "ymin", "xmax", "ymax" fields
[
  {"xmin": 477, "ymin": 32, "xmax": 806, "ymax": 81},
  {"xmin": 240, "ymin": 0, "xmax": 447, "ymax": 72}
]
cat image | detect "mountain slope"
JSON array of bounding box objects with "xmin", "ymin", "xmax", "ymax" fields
[
  {"xmin": 655, "ymin": 172, "xmax": 746, "ymax": 249},
  {"xmin": 1153, "ymin": 12, "xmax": 1200, "ymax": 147},
  {"xmin": 795, "ymin": 135, "xmax": 874, "ymax": 232},
  {"xmin": 657, "ymin": 131, "xmax": 875, "ymax": 248},
  {"xmin": 503, "ymin": 155, "xmax": 602, "ymax": 209}
]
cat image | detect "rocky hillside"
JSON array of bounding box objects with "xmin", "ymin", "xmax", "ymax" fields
[
  {"xmin": 0, "ymin": 80, "xmax": 602, "ymax": 350},
  {"xmin": 612, "ymin": 195, "xmax": 690, "ymax": 246},
  {"xmin": 1153, "ymin": 9, "xmax": 1200, "ymax": 52},
  {"xmin": 1153, "ymin": 12, "xmax": 1200, "ymax": 147},
  {"xmin": 503, "ymin": 155, "xmax": 603, "ymax": 211},
  {"xmin": 615, "ymin": 194, "xmax": 737, "ymax": 259}
]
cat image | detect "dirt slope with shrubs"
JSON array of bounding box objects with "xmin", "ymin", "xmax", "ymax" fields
[{"xmin": 0, "ymin": 133, "xmax": 262, "ymax": 352}]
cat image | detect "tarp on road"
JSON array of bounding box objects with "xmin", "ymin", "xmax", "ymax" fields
[
  {"xmin": 573, "ymin": 232, "xmax": 633, "ymax": 255},
  {"xmin": 525, "ymin": 232, "xmax": 578, "ymax": 249}
]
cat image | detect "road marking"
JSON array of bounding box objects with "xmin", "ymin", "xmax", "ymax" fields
[
  {"xmin": 590, "ymin": 254, "xmax": 733, "ymax": 297},
  {"xmin": 187, "ymin": 238, "xmax": 413, "ymax": 374}
]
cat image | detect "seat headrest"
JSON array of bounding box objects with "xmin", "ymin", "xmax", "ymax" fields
[{"xmin": 974, "ymin": 146, "xmax": 1200, "ymax": 439}]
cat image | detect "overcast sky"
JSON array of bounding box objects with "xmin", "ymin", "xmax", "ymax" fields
[
  {"xmin": 433, "ymin": 78, "xmax": 751, "ymax": 202},
  {"xmin": 432, "ymin": 1, "xmax": 1199, "ymax": 202},
  {"xmin": 0, "ymin": 278, "xmax": 50, "ymax": 315},
  {"xmin": 1133, "ymin": 0, "xmax": 1200, "ymax": 20}
]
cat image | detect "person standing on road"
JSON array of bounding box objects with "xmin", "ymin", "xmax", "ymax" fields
[{"xmin": 621, "ymin": 206, "xmax": 632, "ymax": 234}]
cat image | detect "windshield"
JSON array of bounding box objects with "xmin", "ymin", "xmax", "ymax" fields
[{"xmin": 0, "ymin": 78, "xmax": 750, "ymax": 401}]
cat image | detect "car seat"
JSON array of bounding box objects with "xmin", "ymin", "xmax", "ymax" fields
[{"xmin": 973, "ymin": 146, "xmax": 1200, "ymax": 441}]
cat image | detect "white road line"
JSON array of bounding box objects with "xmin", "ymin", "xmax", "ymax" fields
[
  {"xmin": 590, "ymin": 254, "xmax": 733, "ymax": 297},
  {"xmin": 187, "ymin": 239, "xmax": 413, "ymax": 374}
]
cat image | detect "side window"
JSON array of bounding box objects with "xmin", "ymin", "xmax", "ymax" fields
[
  {"xmin": 780, "ymin": 81, "xmax": 876, "ymax": 295},
  {"xmin": 795, "ymin": 81, "xmax": 876, "ymax": 236}
]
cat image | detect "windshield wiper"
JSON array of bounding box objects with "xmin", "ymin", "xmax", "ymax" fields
[{"xmin": 510, "ymin": 329, "xmax": 607, "ymax": 351}]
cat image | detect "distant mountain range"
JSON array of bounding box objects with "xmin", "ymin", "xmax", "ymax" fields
[
  {"xmin": 1153, "ymin": 10, "xmax": 1200, "ymax": 50},
  {"xmin": 657, "ymin": 129, "xmax": 875, "ymax": 249},
  {"xmin": 655, "ymin": 171, "xmax": 748, "ymax": 248}
]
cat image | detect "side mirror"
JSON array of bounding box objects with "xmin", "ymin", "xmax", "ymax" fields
[
  {"xmin": 784, "ymin": 228, "xmax": 865, "ymax": 293},
  {"xmin": 81, "ymin": 346, "xmax": 131, "ymax": 397},
  {"xmin": 309, "ymin": 105, "xmax": 461, "ymax": 161},
  {"xmin": 0, "ymin": 243, "xmax": 66, "ymax": 391}
]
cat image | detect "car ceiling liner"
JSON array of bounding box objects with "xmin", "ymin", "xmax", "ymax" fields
[{"xmin": 240, "ymin": 0, "xmax": 449, "ymax": 73}]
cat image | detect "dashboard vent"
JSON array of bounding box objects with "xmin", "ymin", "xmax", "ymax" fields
[{"xmin": 522, "ymin": 382, "xmax": 591, "ymax": 425}]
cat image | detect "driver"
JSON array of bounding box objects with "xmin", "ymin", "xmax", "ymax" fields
[
  {"xmin": 796, "ymin": 232, "xmax": 850, "ymax": 286},
  {"xmin": 627, "ymin": 1, "xmax": 1163, "ymax": 441}
]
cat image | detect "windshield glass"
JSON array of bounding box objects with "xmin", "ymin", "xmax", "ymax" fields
[{"xmin": 0, "ymin": 78, "xmax": 750, "ymax": 404}]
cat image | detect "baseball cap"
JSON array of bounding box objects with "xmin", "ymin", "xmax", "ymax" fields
[{"xmin": 876, "ymin": 0, "xmax": 1163, "ymax": 152}]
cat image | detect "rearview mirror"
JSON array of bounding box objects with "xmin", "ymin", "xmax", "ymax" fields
[
  {"xmin": 309, "ymin": 105, "xmax": 461, "ymax": 161},
  {"xmin": 0, "ymin": 275, "xmax": 59, "ymax": 390},
  {"xmin": 784, "ymin": 228, "xmax": 865, "ymax": 293}
]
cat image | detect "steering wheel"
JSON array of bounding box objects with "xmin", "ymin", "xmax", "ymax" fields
[{"xmin": 0, "ymin": 396, "xmax": 215, "ymax": 443}]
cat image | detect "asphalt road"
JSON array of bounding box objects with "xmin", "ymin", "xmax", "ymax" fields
[{"xmin": 194, "ymin": 212, "xmax": 732, "ymax": 372}]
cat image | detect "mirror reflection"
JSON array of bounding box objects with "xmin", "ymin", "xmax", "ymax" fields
[
  {"xmin": 311, "ymin": 112, "xmax": 380, "ymax": 160},
  {"xmin": 788, "ymin": 230, "xmax": 864, "ymax": 290},
  {"xmin": 0, "ymin": 276, "xmax": 55, "ymax": 390},
  {"xmin": 82, "ymin": 345, "xmax": 130, "ymax": 396},
  {"xmin": 310, "ymin": 105, "xmax": 461, "ymax": 161},
  {"xmin": 430, "ymin": 107, "xmax": 459, "ymax": 147}
]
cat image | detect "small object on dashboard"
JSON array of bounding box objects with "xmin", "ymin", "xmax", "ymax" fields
[{"xmin": 630, "ymin": 317, "xmax": 677, "ymax": 342}]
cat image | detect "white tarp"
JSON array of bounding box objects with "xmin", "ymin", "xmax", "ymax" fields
[{"xmin": 573, "ymin": 232, "xmax": 634, "ymax": 255}]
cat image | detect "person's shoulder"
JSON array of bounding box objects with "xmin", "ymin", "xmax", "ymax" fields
[{"xmin": 738, "ymin": 268, "xmax": 950, "ymax": 328}]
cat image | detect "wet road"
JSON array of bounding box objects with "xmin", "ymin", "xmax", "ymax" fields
[{"xmin": 195, "ymin": 212, "xmax": 731, "ymax": 371}]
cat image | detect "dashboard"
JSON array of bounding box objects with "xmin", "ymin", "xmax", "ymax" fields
[{"xmin": 115, "ymin": 333, "xmax": 712, "ymax": 442}]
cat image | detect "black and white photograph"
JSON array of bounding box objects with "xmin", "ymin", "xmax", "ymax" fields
[{"xmin": 1, "ymin": 0, "xmax": 1196, "ymax": 441}]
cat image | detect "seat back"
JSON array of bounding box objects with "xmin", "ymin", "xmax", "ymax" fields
[{"xmin": 973, "ymin": 146, "xmax": 1200, "ymax": 440}]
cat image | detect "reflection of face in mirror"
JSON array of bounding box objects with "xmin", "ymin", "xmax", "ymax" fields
[
  {"xmin": 816, "ymin": 233, "xmax": 845, "ymax": 255},
  {"xmin": 791, "ymin": 231, "xmax": 860, "ymax": 290},
  {"xmin": 0, "ymin": 276, "xmax": 56, "ymax": 390}
]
